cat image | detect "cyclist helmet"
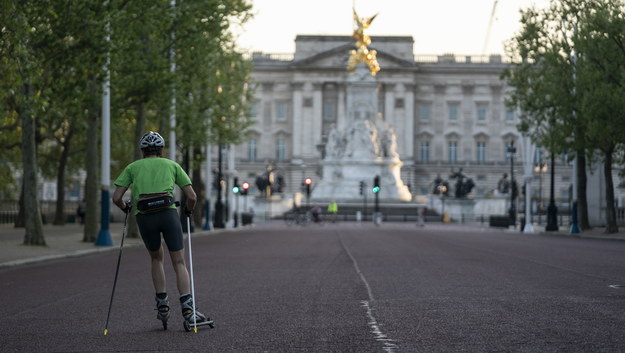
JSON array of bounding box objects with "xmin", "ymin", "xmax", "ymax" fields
[{"xmin": 139, "ymin": 131, "xmax": 165, "ymax": 151}]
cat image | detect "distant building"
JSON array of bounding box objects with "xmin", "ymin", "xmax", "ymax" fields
[{"xmin": 231, "ymin": 35, "xmax": 574, "ymax": 210}]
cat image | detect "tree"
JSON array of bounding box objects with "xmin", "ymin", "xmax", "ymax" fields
[
  {"xmin": 109, "ymin": 0, "xmax": 174, "ymax": 238},
  {"xmin": 502, "ymin": 0, "xmax": 625, "ymax": 232},
  {"xmin": 1, "ymin": 1, "xmax": 48, "ymax": 245},
  {"xmin": 574, "ymin": 0, "xmax": 625, "ymax": 232},
  {"xmin": 173, "ymin": 0, "xmax": 254, "ymax": 228},
  {"xmin": 0, "ymin": 0, "xmax": 255, "ymax": 239}
]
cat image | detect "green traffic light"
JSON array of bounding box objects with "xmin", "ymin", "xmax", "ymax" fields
[
  {"xmin": 372, "ymin": 186, "xmax": 380, "ymax": 193},
  {"xmin": 232, "ymin": 186, "xmax": 240, "ymax": 194}
]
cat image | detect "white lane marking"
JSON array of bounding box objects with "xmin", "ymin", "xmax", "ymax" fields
[{"xmin": 339, "ymin": 235, "xmax": 398, "ymax": 353}]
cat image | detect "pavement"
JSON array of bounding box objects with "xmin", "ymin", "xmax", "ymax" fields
[
  {"xmin": 1, "ymin": 220, "xmax": 625, "ymax": 269},
  {"xmin": 0, "ymin": 221, "xmax": 229, "ymax": 269}
]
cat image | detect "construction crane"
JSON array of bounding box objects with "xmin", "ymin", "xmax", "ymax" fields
[{"xmin": 482, "ymin": 0, "xmax": 499, "ymax": 55}]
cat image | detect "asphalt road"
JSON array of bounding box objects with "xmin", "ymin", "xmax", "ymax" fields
[{"xmin": 2, "ymin": 222, "xmax": 625, "ymax": 353}]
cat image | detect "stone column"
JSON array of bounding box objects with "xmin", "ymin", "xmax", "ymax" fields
[
  {"xmin": 404, "ymin": 84, "xmax": 415, "ymax": 159},
  {"xmin": 384, "ymin": 84, "xmax": 394, "ymax": 123},
  {"xmin": 291, "ymin": 82, "xmax": 304, "ymax": 158},
  {"xmin": 312, "ymin": 83, "xmax": 323, "ymax": 157},
  {"xmin": 337, "ymin": 83, "xmax": 346, "ymax": 131}
]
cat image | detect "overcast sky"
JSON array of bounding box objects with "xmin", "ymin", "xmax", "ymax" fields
[{"xmin": 235, "ymin": 0, "xmax": 550, "ymax": 56}]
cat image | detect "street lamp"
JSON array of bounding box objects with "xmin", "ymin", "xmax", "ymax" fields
[
  {"xmin": 438, "ymin": 184, "xmax": 448, "ymax": 222},
  {"xmin": 545, "ymin": 153, "xmax": 559, "ymax": 231},
  {"xmin": 507, "ymin": 141, "xmax": 517, "ymax": 225},
  {"xmin": 534, "ymin": 161, "xmax": 548, "ymax": 214},
  {"xmin": 213, "ymin": 143, "xmax": 225, "ymax": 229}
]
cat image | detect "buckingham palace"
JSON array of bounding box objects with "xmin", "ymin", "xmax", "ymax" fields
[{"xmin": 230, "ymin": 34, "xmax": 573, "ymax": 209}]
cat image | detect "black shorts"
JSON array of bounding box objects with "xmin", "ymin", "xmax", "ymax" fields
[{"xmin": 136, "ymin": 208, "xmax": 184, "ymax": 252}]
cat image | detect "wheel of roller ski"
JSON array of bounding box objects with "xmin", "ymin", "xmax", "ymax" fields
[{"xmin": 183, "ymin": 320, "xmax": 215, "ymax": 331}]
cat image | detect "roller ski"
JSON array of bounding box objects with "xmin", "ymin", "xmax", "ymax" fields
[
  {"xmin": 181, "ymin": 294, "xmax": 214, "ymax": 332},
  {"xmin": 155, "ymin": 294, "xmax": 170, "ymax": 330}
]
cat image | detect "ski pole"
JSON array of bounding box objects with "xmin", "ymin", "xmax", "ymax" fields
[
  {"xmin": 103, "ymin": 204, "xmax": 130, "ymax": 336},
  {"xmin": 186, "ymin": 216, "xmax": 198, "ymax": 333}
]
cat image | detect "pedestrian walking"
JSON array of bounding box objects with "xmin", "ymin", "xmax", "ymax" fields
[
  {"xmin": 111, "ymin": 131, "xmax": 211, "ymax": 330},
  {"xmin": 76, "ymin": 199, "xmax": 85, "ymax": 224},
  {"xmin": 327, "ymin": 200, "xmax": 338, "ymax": 223}
]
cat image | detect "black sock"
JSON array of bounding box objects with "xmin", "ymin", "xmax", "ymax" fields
[{"xmin": 156, "ymin": 292, "xmax": 167, "ymax": 300}]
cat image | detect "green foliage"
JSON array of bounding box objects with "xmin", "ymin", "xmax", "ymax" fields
[
  {"xmin": 504, "ymin": 0, "xmax": 625, "ymax": 231},
  {"xmin": 504, "ymin": 0, "xmax": 625, "ymax": 157},
  {"xmin": 0, "ymin": 0, "xmax": 254, "ymax": 205}
]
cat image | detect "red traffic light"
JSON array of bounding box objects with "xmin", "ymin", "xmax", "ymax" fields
[
  {"xmin": 304, "ymin": 177, "xmax": 313, "ymax": 185},
  {"xmin": 241, "ymin": 181, "xmax": 250, "ymax": 190}
]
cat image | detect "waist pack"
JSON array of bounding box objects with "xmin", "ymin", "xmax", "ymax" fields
[{"xmin": 137, "ymin": 192, "xmax": 175, "ymax": 212}]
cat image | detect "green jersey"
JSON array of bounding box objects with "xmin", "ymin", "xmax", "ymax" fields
[{"xmin": 114, "ymin": 157, "xmax": 191, "ymax": 215}]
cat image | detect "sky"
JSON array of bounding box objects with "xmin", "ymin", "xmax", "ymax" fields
[{"xmin": 235, "ymin": 0, "xmax": 550, "ymax": 56}]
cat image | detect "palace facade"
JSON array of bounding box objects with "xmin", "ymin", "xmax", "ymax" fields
[{"xmin": 232, "ymin": 35, "xmax": 572, "ymax": 208}]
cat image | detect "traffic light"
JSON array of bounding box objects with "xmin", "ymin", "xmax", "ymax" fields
[
  {"xmin": 232, "ymin": 177, "xmax": 240, "ymax": 194},
  {"xmin": 304, "ymin": 177, "xmax": 312, "ymax": 198},
  {"xmin": 241, "ymin": 181, "xmax": 250, "ymax": 196},
  {"xmin": 359, "ymin": 181, "xmax": 364, "ymax": 195},
  {"xmin": 372, "ymin": 175, "xmax": 380, "ymax": 193}
]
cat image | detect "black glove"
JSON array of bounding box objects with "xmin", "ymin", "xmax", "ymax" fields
[
  {"xmin": 122, "ymin": 201, "xmax": 132, "ymax": 214},
  {"xmin": 184, "ymin": 205, "xmax": 194, "ymax": 217}
]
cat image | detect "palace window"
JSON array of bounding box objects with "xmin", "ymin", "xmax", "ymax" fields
[
  {"xmin": 276, "ymin": 139, "xmax": 287, "ymax": 161},
  {"xmin": 323, "ymin": 102, "xmax": 336, "ymax": 121},
  {"xmin": 476, "ymin": 103, "xmax": 488, "ymax": 122},
  {"xmin": 448, "ymin": 141, "xmax": 458, "ymax": 162},
  {"xmin": 505, "ymin": 108, "xmax": 515, "ymax": 122},
  {"xmin": 276, "ymin": 102, "xmax": 287, "ymax": 121},
  {"xmin": 419, "ymin": 103, "xmax": 431, "ymax": 122},
  {"xmin": 247, "ymin": 139, "xmax": 257, "ymax": 161},
  {"xmin": 476, "ymin": 141, "xmax": 487, "ymax": 162},
  {"xmin": 419, "ymin": 141, "xmax": 430, "ymax": 162},
  {"xmin": 448, "ymin": 103, "xmax": 459, "ymax": 122}
]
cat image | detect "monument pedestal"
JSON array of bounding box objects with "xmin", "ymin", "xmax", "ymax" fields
[
  {"xmin": 312, "ymin": 157, "xmax": 411, "ymax": 201},
  {"xmin": 444, "ymin": 198, "xmax": 476, "ymax": 222}
]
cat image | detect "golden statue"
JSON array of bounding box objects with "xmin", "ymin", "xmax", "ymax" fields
[{"xmin": 347, "ymin": 9, "xmax": 380, "ymax": 76}]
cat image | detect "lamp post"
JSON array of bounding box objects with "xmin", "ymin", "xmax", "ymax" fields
[
  {"xmin": 534, "ymin": 161, "xmax": 547, "ymax": 214},
  {"xmin": 507, "ymin": 141, "xmax": 517, "ymax": 225},
  {"xmin": 438, "ymin": 185, "xmax": 448, "ymax": 222},
  {"xmin": 545, "ymin": 153, "xmax": 559, "ymax": 231},
  {"xmin": 213, "ymin": 143, "xmax": 225, "ymax": 229}
]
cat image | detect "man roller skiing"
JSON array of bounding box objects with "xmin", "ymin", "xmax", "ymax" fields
[{"xmin": 112, "ymin": 131, "xmax": 211, "ymax": 329}]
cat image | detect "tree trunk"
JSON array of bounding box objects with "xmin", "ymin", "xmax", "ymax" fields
[
  {"xmin": 15, "ymin": 184, "xmax": 25, "ymax": 228},
  {"xmin": 53, "ymin": 131, "xmax": 73, "ymax": 225},
  {"xmin": 180, "ymin": 147, "xmax": 191, "ymax": 232},
  {"xmin": 576, "ymin": 152, "xmax": 591, "ymax": 230},
  {"xmin": 83, "ymin": 78, "xmax": 99, "ymax": 243},
  {"xmin": 192, "ymin": 147, "xmax": 205, "ymax": 228},
  {"xmin": 603, "ymin": 151, "xmax": 618, "ymax": 233},
  {"xmin": 125, "ymin": 103, "xmax": 146, "ymax": 239},
  {"xmin": 20, "ymin": 82, "xmax": 45, "ymax": 246}
]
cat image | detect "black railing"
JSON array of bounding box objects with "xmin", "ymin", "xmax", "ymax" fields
[{"xmin": 0, "ymin": 201, "xmax": 81, "ymax": 225}]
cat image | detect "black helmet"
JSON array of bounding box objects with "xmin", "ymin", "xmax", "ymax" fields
[{"xmin": 139, "ymin": 131, "xmax": 165, "ymax": 149}]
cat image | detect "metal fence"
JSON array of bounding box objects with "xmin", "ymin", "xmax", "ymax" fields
[{"xmin": 0, "ymin": 201, "xmax": 81, "ymax": 225}]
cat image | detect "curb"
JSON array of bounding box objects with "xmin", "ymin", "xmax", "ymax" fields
[{"xmin": 0, "ymin": 226, "xmax": 239, "ymax": 270}]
